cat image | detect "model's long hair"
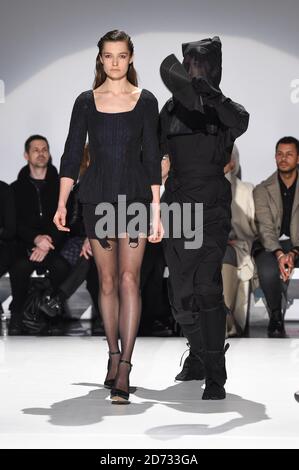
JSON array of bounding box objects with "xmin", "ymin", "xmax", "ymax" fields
[{"xmin": 93, "ymin": 30, "xmax": 138, "ymax": 89}]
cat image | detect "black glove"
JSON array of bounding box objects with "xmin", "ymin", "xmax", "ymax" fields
[
  {"xmin": 191, "ymin": 77, "xmax": 223, "ymax": 106},
  {"xmin": 160, "ymin": 54, "xmax": 204, "ymax": 113}
]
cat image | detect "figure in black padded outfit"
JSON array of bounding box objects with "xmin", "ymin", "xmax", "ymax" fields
[
  {"xmin": 54, "ymin": 30, "xmax": 162, "ymax": 405},
  {"xmin": 159, "ymin": 36, "xmax": 249, "ymax": 399}
]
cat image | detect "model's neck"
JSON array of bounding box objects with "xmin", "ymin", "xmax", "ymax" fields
[{"xmin": 100, "ymin": 77, "xmax": 134, "ymax": 95}]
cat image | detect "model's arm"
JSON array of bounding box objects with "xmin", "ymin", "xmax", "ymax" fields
[
  {"xmin": 142, "ymin": 94, "xmax": 162, "ymax": 188},
  {"xmin": 158, "ymin": 101, "xmax": 172, "ymax": 158},
  {"xmin": 54, "ymin": 93, "xmax": 88, "ymax": 231},
  {"xmin": 142, "ymin": 94, "xmax": 163, "ymax": 242},
  {"xmin": 52, "ymin": 177, "xmax": 74, "ymax": 231},
  {"xmin": 191, "ymin": 78, "xmax": 249, "ymax": 140},
  {"xmin": 59, "ymin": 92, "xmax": 88, "ymax": 182},
  {"xmin": 212, "ymin": 97, "xmax": 249, "ymax": 140},
  {"xmin": 159, "ymin": 54, "xmax": 249, "ymax": 140}
]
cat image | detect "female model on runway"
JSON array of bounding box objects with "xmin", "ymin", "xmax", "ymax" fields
[
  {"xmin": 159, "ymin": 36, "xmax": 249, "ymax": 399},
  {"xmin": 54, "ymin": 30, "xmax": 162, "ymax": 404}
]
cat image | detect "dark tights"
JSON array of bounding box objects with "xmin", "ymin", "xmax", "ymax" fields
[{"xmin": 89, "ymin": 235, "xmax": 147, "ymax": 392}]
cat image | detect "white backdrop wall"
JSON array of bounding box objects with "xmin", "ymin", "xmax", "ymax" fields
[{"xmin": 0, "ymin": 0, "xmax": 299, "ymax": 185}]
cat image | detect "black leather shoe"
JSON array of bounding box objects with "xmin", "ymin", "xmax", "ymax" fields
[
  {"xmin": 202, "ymin": 379, "xmax": 226, "ymax": 400},
  {"xmin": 267, "ymin": 317, "xmax": 286, "ymax": 338},
  {"xmin": 8, "ymin": 326, "xmax": 24, "ymax": 336},
  {"xmin": 151, "ymin": 320, "xmax": 174, "ymax": 337},
  {"xmin": 40, "ymin": 295, "xmax": 62, "ymax": 318},
  {"xmin": 8, "ymin": 316, "xmax": 24, "ymax": 335},
  {"xmin": 202, "ymin": 344, "xmax": 229, "ymax": 400},
  {"xmin": 111, "ymin": 359, "xmax": 132, "ymax": 405},
  {"xmin": 104, "ymin": 351, "xmax": 120, "ymax": 389},
  {"xmin": 175, "ymin": 353, "xmax": 205, "ymax": 381}
]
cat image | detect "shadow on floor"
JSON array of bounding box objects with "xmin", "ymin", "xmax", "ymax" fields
[{"xmin": 22, "ymin": 380, "xmax": 269, "ymax": 438}]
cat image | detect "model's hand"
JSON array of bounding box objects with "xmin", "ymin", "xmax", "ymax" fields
[
  {"xmin": 34, "ymin": 234, "xmax": 55, "ymax": 251},
  {"xmin": 53, "ymin": 205, "xmax": 70, "ymax": 232},
  {"xmin": 148, "ymin": 216, "xmax": 164, "ymax": 243},
  {"xmin": 29, "ymin": 246, "xmax": 48, "ymax": 263},
  {"xmin": 80, "ymin": 238, "xmax": 93, "ymax": 259}
]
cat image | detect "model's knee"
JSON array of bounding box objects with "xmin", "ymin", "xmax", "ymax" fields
[
  {"xmin": 119, "ymin": 271, "xmax": 139, "ymax": 291},
  {"xmin": 100, "ymin": 275, "xmax": 118, "ymax": 296}
]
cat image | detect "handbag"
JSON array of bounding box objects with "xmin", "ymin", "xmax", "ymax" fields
[{"xmin": 60, "ymin": 236, "xmax": 85, "ymax": 267}]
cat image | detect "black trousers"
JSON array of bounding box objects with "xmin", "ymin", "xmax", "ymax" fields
[
  {"xmin": 9, "ymin": 247, "xmax": 71, "ymax": 321},
  {"xmin": 0, "ymin": 242, "xmax": 16, "ymax": 278},
  {"xmin": 59, "ymin": 256, "xmax": 100, "ymax": 316},
  {"xmin": 254, "ymin": 239, "xmax": 299, "ymax": 313},
  {"xmin": 59, "ymin": 256, "xmax": 90, "ymax": 298},
  {"xmin": 139, "ymin": 242, "xmax": 171, "ymax": 332},
  {"xmin": 163, "ymin": 205, "xmax": 230, "ymax": 351}
]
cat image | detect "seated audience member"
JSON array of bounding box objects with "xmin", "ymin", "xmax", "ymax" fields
[
  {"xmin": 222, "ymin": 146, "xmax": 257, "ymax": 337},
  {"xmin": 0, "ymin": 181, "xmax": 16, "ymax": 279},
  {"xmin": 8, "ymin": 135, "xmax": 70, "ymax": 335},
  {"xmin": 253, "ymin": 136, "xmax": 299, "ymax": 338}
]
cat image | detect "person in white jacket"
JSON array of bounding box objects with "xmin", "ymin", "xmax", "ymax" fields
[{"xmin": 222, "ymin": 145, "xmax": 257, "ymax": 336}]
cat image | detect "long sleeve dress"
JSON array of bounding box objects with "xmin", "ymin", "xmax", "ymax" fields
[{"xmin": 59, "ymin": 89, "xmax": 161, "ymax": 246}]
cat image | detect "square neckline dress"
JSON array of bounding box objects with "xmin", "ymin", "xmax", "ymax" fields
[{"xmin": 59, "ymin": 88, "xmax": 162, "ymax": 248}]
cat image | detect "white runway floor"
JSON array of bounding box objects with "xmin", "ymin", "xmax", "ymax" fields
[{"xmin": 1, "ymin": 336, "xmax": 299, "ymax": 449}]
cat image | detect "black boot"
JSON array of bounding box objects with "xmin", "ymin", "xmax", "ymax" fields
[
  {"xmin": 202, "ymin": 344, "xmax": 229, "ymax": 400},
  {"xmin": 176, "ymin": 323, "xmax": 205, "ymax": 381},
  {"xmin": 175, "ymin": 344, "xmax": 205, "ymax": 381},
  {"xmin": 267, "ymin": 309, "xmax": 286, "ymax": 338},
  {"xmin": 198, "ymin": 299, "xmax": 228, "ymax": 400},
  {"xmin": 8, "ymin": 313, "xmax": 24, "ymax": 335},
  {"xmin": 39, "ymin": 293, "xmax": 63, "ymax": 318}
]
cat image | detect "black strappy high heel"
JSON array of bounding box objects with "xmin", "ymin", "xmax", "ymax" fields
[
  {"xmin": 104, "ymin": 351, "xmax": 121, "ymax": 389},
  {"xmin": 110, "ymin": 359, "xmax": 132, "ymax": 405}
]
